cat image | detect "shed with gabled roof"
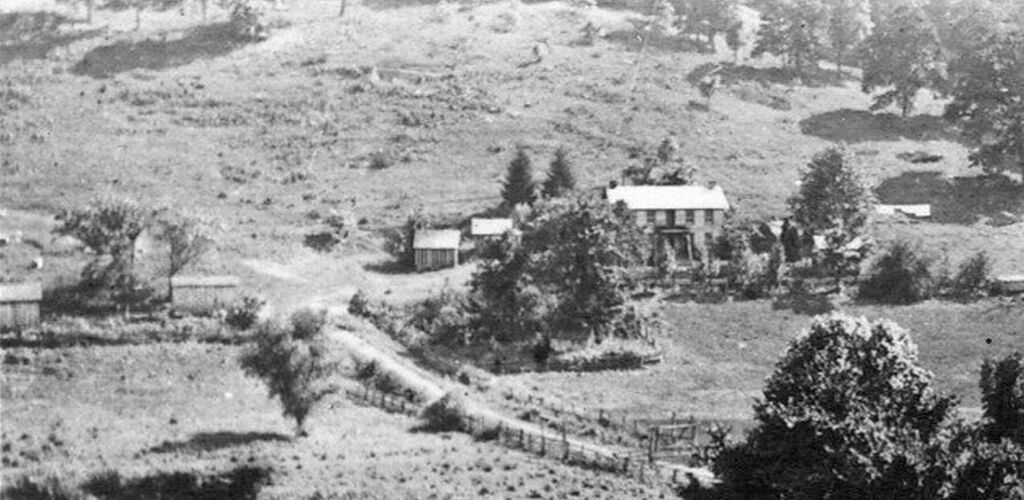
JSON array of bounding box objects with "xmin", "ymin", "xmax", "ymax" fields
[
  {"xmin": 0, "ymin": 282, "xmax": 42, "ymax": 331},
  {"xmin": 170, "ymin": 275, "xmax": 240, "ymax": 313},
  {"xmin": 413, "ymin": 229, "xmax": 460, "ymax": 271}
]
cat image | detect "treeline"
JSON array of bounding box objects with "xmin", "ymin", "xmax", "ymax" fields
[{"xmin": 672, "ymin": 0, "xmax": 1023, "ymax": 179}]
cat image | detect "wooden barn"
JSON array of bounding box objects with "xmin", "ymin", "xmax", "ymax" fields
[
  {"xmin": 413, "ymin": 229, "xmax": 460, "ymax": 271},
  {"xmin": 170, "ymin": 275, "xmax": 240, "ymax": 313},
  {"xmin": 0, "ymin": 282, "xmax": 42, "ymax": 331}
]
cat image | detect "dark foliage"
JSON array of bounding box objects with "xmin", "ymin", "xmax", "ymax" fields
[
  {"xmin": 501, "ymin": 145, "xmax": 537, "ymax": 207},
  {"xmin": 714, "ymin": 314, "xmax": 957, "ymax": 499},
  {"xmin": 859, "ymin": 240, "xmax": 935, "ymax": 304},
  {"xmin": 980, "ymin": 352, "xmax": 1024, "ymax": 444}
]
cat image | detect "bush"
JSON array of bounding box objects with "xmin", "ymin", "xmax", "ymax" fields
[
  {"xmin": 409, "ymin": 288, "xmax": 473, "ymax": 346},
  {"xmin": 3, "ymin": 473, "xmax": 83, "ymax": 500},
  {"xmin": 859, "ymin": 240, "xmax": 935, "ymax": 304},
  {"xmin": 948, "ymin": 252, "xmax": 992, "ymax": 300},
  {"xmin": 420, "ymin": 391, "xmax": 470, "ymax": 432},
  {"xmin": 225, "ymin": 0, "xmax": 269, "ymax": 41},
  {"xmin": 225, "ymin": 296, "xmax": 265, "ymax": 331},
  {"xmin": 290, "ymin": 308, "xmax": 328, "ymax": 340},
  {"xmin": 943, "ymin": 438, "xmax": 1024, "ymax": 500},
  {"xmin": 714, "ymin": 314, "xmax": 957, "ymax": 499},
  {"xmin": 238, "ymin": 309, "xmax": 340, "ymax": 436}
]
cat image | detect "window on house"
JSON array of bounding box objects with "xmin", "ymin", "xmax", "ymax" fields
[
  {"xmin": 705, "ymin": 233, "xmax": 714, "ymax": 249},
  {"xmin": 685, "ymin": 210, "xmax": 695, "ymax": 224},
  {"xmin": 705, "ymin": 209, "xmax": 716, "ymax": 225},
  {"xmin": 647, "ymin": 210, "xmax": 656, "ymax": 225},
  {"xmin": 655, "ymin": 210, "xmax": 667, "ymax": 226}
]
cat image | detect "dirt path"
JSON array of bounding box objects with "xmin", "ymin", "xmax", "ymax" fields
[{"xmin": 327, "ymin": 328, "xmax": 716, "ymax": 489}]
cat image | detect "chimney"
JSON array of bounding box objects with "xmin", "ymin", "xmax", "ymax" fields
[{"xmin": 707, "ymin": 180, "xmax": 718, "ymax": 190}]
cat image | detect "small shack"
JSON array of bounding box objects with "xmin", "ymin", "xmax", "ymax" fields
[
  {"xmin": 0, "ymin": 282, "xmax": 42, "ymax": 331},
  {"xmin": 470, "ymin": 218, "xmax": 514, "ymax": 238},
  {"xmin": 170, "ymin": 275, "xmax": 240, "ymax": 313},
  {"xmin": 413, "ymin": 229, "xmax": 460, "ymax": 271}
]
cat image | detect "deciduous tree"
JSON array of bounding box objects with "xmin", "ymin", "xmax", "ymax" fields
[
  {"xmin": 751, "ymin": 0, "xmax": 830, "ymax": 77},
  {"xmin": 239, "ymin": 309, "xmax": 340, "ymax": 437},
  {"xmin": 826, "ymin": 0, "xmax": 870, "ymax": 74},
  {"xmin": 715, "ymin": 314, "xmax": 957, "ymax": 498},
  {"xmin": 944, "ymin": 29, "xmax": 1024, "ymax": 180},
  {"xmin": 860, "ymin": 3, "xmax": 946, "ymax": 117}
]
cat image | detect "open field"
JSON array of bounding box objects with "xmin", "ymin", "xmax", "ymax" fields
[
  {"xmin": 1, "ymin": 342, "xmax": 674, "ymax": 498},
  {"xmin": 494, "ymin": 299, "xmax": 1024, "ymax": 424}
]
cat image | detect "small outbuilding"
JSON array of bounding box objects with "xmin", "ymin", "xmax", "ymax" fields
[
  {"xmin": 170, "ymin": 275, "xmax": 240, "ymax": 313},
  {"xmin": 470, "ymin": 218, "xmax": 514, "ymax": 237},
  {"xmin": 413, "ymin": 229, "xmax": 460, "ymax": 271},
  {"xmin": 0, "ymin": 282, "xmax": 42, "ymax": 331}
]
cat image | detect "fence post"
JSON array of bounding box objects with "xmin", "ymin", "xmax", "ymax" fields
[
  {"xmin": 540, "ymin": 432, "xmax": 546, "ymax": 456},
  {"xmin": 671, "ymin": 411, "xmax": 676, "ymax": 425},
  {"xmin": 649, "ymin": 427, "xmax": 658, "ymax": 463},
  {"xmin": 364, "ymin": 385, "xmax": 370, "ymax": 400},
  {"xmin": 623, "ymin": 456, "xmax": 630, "ymax": 474},
  {"xmin": 519, "ymin": 428, "xmax": 525, "ymax": 449},
  {"xmin": 562, "ymin": 424, "xmax": 569, "ymax": 462},
  {"xmin": 672, "ymin": 468, "xmax": 678, "ymax": 484}
]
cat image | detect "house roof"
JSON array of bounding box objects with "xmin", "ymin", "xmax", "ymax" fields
[
  {"xmin": 0, "ymin": 282, "xmax": 42, "ymax": 302},
  {"xmin": 170, "ymin": 275, "xmax": 240, "ymax": 288},
  {"xmin": 606, "ymin": 185, "xmax": 730, "ymax": 211},
  {"xmin": 470, "ymin": 218, "xmax": 514, "ymax": 236},
  {"xmin": 413, "ymin": 229, "xmax": 461, "ymax": 249}
]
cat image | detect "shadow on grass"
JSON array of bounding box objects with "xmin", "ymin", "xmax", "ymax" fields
[
  {"xmin": 687, "ymin": 61, "xmax": 855, "ymax": 89},
  {"xmin": 362, "ymin": 258, "xmax": 414, "ymax": 275},
  {"xmin": 799, "ymin": 109, "xmax": 959, "ymax": 143},
  {"xmin": 604, "ymin": 25, "xmax": 708, "ymax": 54},
  {"xmin": 146, "ymin": 432, "xmax": 290, "ymax": 454},
  {"xmin": 0, "ymin": 11, "xmax": 102, "ymax": 66},
  {"xmin": 874, "ymin": 171, "xmax": 1024, "ymax": 225},
  {"xmin": 72, "ymin": 22, "xmax": 251, "ymax": 78},
  {"xmin": 771, "ymin": 291, "xmax": 836, "ymax": 316},
  {"xmin": 82, "ymin": 466, "xmax": 271, "ymax": 500}
]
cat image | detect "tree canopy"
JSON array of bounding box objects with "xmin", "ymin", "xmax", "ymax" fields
[
  {"xmin": 860, "ymin": 3, "xmax": 946, "ymax": 117},
  {"xmin": 751, "ymin": 0, "xmax": 830, "ymax": 76},
  {"xmin": 715, "ymin": 314, "xmax": 958, "ymax": 498},
  {"xmin": 471, "ymin": 194, "xmax": 652, "ymax": 342},
  {"xmin": 944, "ymin": 28, "xmax": 1024, "ymax": 180}
]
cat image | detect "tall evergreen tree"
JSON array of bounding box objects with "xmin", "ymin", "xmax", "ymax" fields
[
  {"xmin": 789, "ymin": 146, "xmax": 871, "ymax": 239},
  {"xmin": 542, "ymin": 147, "xmax": 576, "ymax": 198},
  {"xmin": 860, "ymin": 3, "xmax": 946, "ymax": 117},
  {"xmin": 502, "ymin": 145, "xmax": 537, "ymax": 207}
]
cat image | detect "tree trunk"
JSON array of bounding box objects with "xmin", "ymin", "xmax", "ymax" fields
[
  {"xmin": 339, "ymin": 0, "xmax": 347, "ymax": 17},
  {"xmin": 86, "ymin": 0, "xmax": 93, "ymax": 23},
  {"xmin": 201, "ymin": 0, "xmax": 208, "ymax": 22},
  {"xmin": 836, "ymin": 49, "xmax": 843, "ymax": 76},
  {"xmin": 135, "ymin": 2, "xmax": 142, "ymax": 31}
]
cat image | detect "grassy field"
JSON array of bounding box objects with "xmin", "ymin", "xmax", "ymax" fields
[
  {"xmin": 1, "ymin": 343, "xmax": 675, "ymax": 499},
  {"xmin": 494, "ymin": 299, "xmax": 1024, "ymax": 423}
]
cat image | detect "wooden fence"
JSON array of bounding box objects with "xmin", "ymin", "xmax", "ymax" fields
[{"xmin": 344, "ymin": 385, "xmax": 715, "ymax": 488}]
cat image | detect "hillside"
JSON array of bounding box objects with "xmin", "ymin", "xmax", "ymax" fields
[{"xmin": 2, "ymin": 0, "xmax": 1021, "ymax": 284}]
